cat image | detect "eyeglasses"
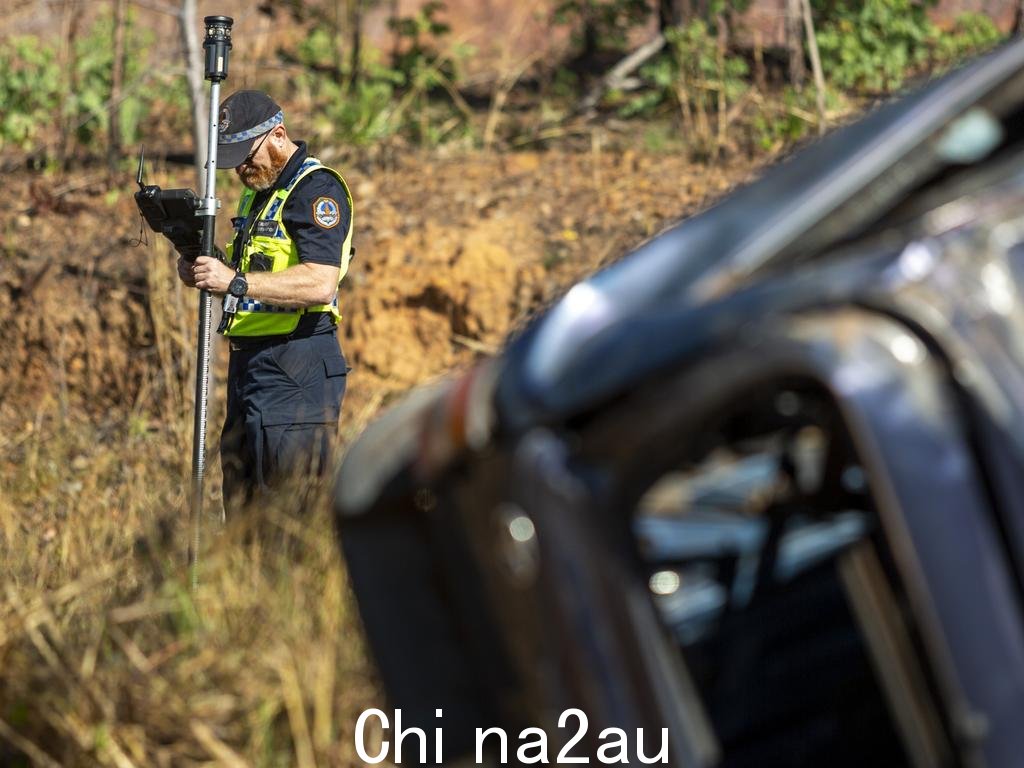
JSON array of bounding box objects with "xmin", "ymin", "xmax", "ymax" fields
[{"xmin": 239, "ymin": 130, "xmax": 272, "ymax": 167}]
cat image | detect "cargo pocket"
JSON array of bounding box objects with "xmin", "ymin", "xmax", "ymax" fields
[
  {"xmin": 323, "ymin": 354, "xmax": 348, "ymax": 423},
  {"xmin": 324, "ymin": 355, "xmax": 348, "ymax": 379},
  {"xmin": 264, "ymin": 423, "xmax": 332, "ymax": 482}
]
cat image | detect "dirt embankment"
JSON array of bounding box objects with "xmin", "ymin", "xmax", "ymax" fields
[
  {"xmin": 0, "ymin": 146, "xmax": 766, "ymax": 768},
  {"xmin": 0, "ymin": 149, "xmax": 759, "ymax": 436}
]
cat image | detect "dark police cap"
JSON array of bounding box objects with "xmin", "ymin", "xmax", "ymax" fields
[{"xmin": 217, "ymin": 90, "xmax": 284, "ymax": 169}]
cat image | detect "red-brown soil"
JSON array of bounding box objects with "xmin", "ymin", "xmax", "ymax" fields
[{"xmin": 0, "ymin": 148, "xmax": 762, "ymax": 444}]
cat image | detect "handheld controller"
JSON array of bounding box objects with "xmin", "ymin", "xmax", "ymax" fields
[{"xmin": 133, "ymin": 148, "xmax": 204, "ymax": 260}]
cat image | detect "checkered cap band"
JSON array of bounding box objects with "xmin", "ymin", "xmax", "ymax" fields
[{"xmin": 220, "ymin": 111, "xmax": 284, "ymax": 144}]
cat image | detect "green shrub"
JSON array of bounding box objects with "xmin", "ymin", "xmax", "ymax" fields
[
  {"xmin": 814, "ymin": 0, "xmax": 935, "ymax": 92},
  {"xmin": 293, "ymin": 47, "xmax": 404, "ymax": 146},
  {"xmin": 619, "ymin": 19, "xmax": 748, "ymax": 155},
  {"xmin": 932, "ymin": 12, "xmax": 1003, "ymax": 66},
  {"xmin": 815, "ymin": 0, "xmax": 1005, "ymax": 93},
  {"xmin": 0, "ymin": 37, "xmax": 62, "ymax": 150},
  {"xmin": 292, "ymin": 1, "xmax": 474, "ymax": 147},
  {"xmin": 750, "ymin": 86, "xmax": 847, "ymax": 150},
  {"xmin": 553, "ymin": 0, "xmax": 653, "ymax": 53},
  {"xmin": 72, "ymin": 10, "xmax": 156, "ymax": 148},
  {"xmin": 0, "ymin": 10, "xmax": 161, "ymax": 158}
]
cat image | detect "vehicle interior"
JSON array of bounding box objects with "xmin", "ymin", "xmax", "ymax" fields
[{"xmin": 626, "ymin": 377, "xmax": 957, "ymax": 768}]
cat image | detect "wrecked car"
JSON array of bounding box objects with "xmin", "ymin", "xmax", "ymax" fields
[{"xmin": 334, "ymin": 40, "xmax": 1024, "ymax": 768}]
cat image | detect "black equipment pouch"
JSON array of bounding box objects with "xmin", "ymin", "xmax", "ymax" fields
[{"xmin": 250, "ymin": 252, "xmax": 272, "ymax": 272}]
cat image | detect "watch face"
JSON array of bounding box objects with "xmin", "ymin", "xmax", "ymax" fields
[{"xmin": 229, "ymin": 275, "xmax": 247, "ymax": 298}]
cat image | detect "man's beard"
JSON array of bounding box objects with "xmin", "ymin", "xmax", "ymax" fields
[{"xmin": 238, "ymin": 140, "xmax": 289, "ymax": 191}]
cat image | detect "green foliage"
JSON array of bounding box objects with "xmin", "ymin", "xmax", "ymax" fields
[
  {"xmin": 642, "ymin": 121, "xmax": 685, "ymax": 153},
  {"xmin": 388, "ymin": 0, "xmax": 454, "ymax": 80},
  {"xmin": 814, "ymin": 0, "xmax": 934, "ymax": 91},
  {"xmin": 553, "ymin": 0, "xmax": 652, "ymax": 54},
  {"xmin": 750, "ymin": 99, "xmax": 807, "ymax": 150},
  {"xmin": 343, "ymin": 62, "xmax": 408, "ymax": 145},
  {"xmin": 668, "ymin": 20, "xmax": 749, "ymax": 101},
  {"xmin": 0, "ymin": 10, "xmax": 157, "ymax": 157},
  {"xmin": 292, "ymin": 0, "xmax": 474, "ymax": 147},
  {"xmin": 295, "ymin": 23, "xmax": 337, "ymax": 73},
  {"xmin": 931, "ymin": 13, "xmax": 1003, "ymax": 66},
  {"xmin": 69, "ymin": 23, "xmax": 117, "ymax": 146},
  {"xmin": 608, "ymin": 0, "xmax": 1004, "ymax": 156},
  {"xmin": 750, "ymin": 86, "xmax": 846, "ymax": 150},
  {"xmin": 0, "ymin": 0, "xmax": 1007, "ymax": 159},
  {"xmin": 292, "ymin": 24, "xmax": 401, "ymax": 146},
  {"xmin": 620, "ymin": 20, "xmax": 748, "ymax": 156},
  {"xmin": 388, "ymin": 0, "xmax": 477, "ymax": 146},
  {"xmin": 80, "ymin": 11, "xmax": 156, "ymax": 148},
  {"xmin": 550, "ymin": 68, "xmax": 580, "ymax": 101},
  {"xmin": 0, "ymin": 37, "xmax": 61, "ymax": 150},
  {"xmin": 814, "ymin": 0, "xmax": 1004, "ymax": 93},
  {"xmin": 296, "ymin": 53, "xmax": 404, "ymax": 146}
]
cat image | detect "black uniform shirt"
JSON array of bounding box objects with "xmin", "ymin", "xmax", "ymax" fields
[
  {"xmin": 240, "ymin": 140, "xmax": 352, "ymax": 267},
  {"xmin": 237, "ymin": 141, "xmax": 351, "ymax": 336}
]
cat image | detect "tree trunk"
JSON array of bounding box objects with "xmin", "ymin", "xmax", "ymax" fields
[
  {"xmin": 786, "ymin": 0, "xmax": 805, "ymax": 89},
  {"xmin": 581, "ymin": 0, "xmax": 599, "ymax": 61},
  {"xmin": 108, "ymin": 0, "xmax": 127, "ymax": 172},
  {"xmin": 178, "ymin": 0, "xmax": 207, "ymax": 189},
  {"xmin": 333, "ymin": 0, "xmax": 344, "ymax": 79},
  {"xmin": 390, "ymin": 0, "xmax": 400, "ymax": 67},
  {"xmin": 348, "ymin": 0, "xmax": 363, "ymax": 90},
  {"xmin": 658, "ymin": 0, "xmax": 684, "ymax": 30},
  {"xmin": 753, "ymin": 29, "xmax": 766, "ymax": 92},
  {"xmin": 800, "ymin": 0, "xmax": 827, "ymax": 136},
  {"xmin": 715, "ymin": 12, "xmax": 729, "ymax": 155},
  {"xmin": 59, "ymin": 0, "xmax": 82, "ymax": 167},
  {"xmin": 1016, "ymin": 0, "xmax": 1024, "ymax": 36}
]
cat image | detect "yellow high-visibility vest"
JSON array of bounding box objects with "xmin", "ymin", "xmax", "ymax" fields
[{"xmin": 224, "ymin": 157, "xmax": 354, "ymax": 337}]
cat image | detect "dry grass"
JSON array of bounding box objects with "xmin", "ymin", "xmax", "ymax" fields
[
  {"xmin": 0, "ymin": 240, "xmax": 389, "ymax": 766},
  {"xmin": 0, "ymin": 142, "xmax": 769, "ymax": 767},
  {"xmin": 0, "ymin": 420, "xmax": 386, "ymax": 767}
]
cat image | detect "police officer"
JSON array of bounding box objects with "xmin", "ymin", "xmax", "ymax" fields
[{"xmin": 177, "ymin": 90, "xmax": 353, "ymax": 514}]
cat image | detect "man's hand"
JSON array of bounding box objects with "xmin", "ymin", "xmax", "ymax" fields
[
  {"xmin": 177, "ymin": 256, "xmax": 197, "ymax": 288},
  {"xmin": 192, "ymin": 256, "xmax": 236, "ymax": 294}
]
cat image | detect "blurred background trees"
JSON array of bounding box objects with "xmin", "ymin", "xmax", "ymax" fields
[
  {"xmin": 0, "ymin": 0, "xmax": 1010, "ymax": 169},
  {"xmin": 0, "ymin": 4, "xmax": 1014, "ymax": 766}
]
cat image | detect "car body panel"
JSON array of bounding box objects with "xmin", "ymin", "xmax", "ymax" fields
[{"xmin": 334, "ymin": 41, "xmax": 1024, "ymax": 768}]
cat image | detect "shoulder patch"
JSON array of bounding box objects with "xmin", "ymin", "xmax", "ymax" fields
[{"xmin": 312, "ymin": 196, "xmax": 341, "ymax": 229}]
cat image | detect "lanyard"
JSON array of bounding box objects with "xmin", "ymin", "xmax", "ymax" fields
[{"xmin": 230, "ymin": 190, "xmax": 272, "ymax": 268}]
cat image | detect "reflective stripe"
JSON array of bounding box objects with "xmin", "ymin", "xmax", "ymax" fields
[
  {"xmin": 220, "ymin": 111, "xmax": 284, "ymax": 143},
  {"xmin": 238, "ymin": 298, "xmax": 293, "ymax": 313},
  {"xmin": 222, "ymin": 156, "xmax": 353, "ymax": 337},
  {"xmin": 265, "ymin": 158, "xmax": 322, "ymax": 221}
]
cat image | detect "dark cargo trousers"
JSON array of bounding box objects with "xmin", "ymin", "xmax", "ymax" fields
[{"xmin": 220, "ymin": 330, "xmax": 348, "ymax": 515}]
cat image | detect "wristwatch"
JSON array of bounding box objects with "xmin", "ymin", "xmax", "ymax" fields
[{"xmin": 228, "ymin": 271, "xmax": 248, "ymax": 299}]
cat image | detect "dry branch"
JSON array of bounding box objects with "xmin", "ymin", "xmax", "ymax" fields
[
  {"xmin": 178, "ymin": 0, "xmax": 206, "ymax": 188},
  {"xmin": 191, "ymin": 721, "xmax": 251, "ymax": 768},
  {"xmin": 800, "ymin": 0, "xmax": 828, "ymax": 135},
  {"xmin": 0, "ymin": 717, "xmax": 62, "ymax": 768},
  {"xmin": 786, "ymin": 0, "xmax": 806, "ymax": 88},
  {"xmin": 578, "ymin": 34, "xmax": 668, "ymax": 115},
  {"xmin": 484, "ymin": 53, "xmax": 544, "ymax": 150}
]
